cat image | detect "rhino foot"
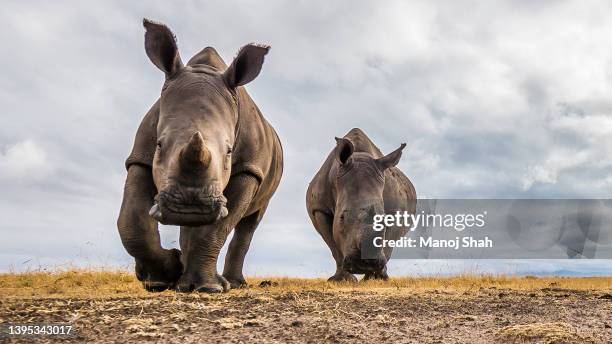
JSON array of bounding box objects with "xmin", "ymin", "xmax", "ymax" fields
[
  {"xmin": 328, "ymin": 271, "xmax": 358, "ymax": 283},
  {"xmin": 223, "ymin": 275, "xmax": 249, "ymax": 289},
  {"xmin": 135, "ymin": 248, "xmax": 183, "ymax": 292},
  {"xmin": 176, "ymin": 273, "xmax": 230, "ymax": 293},
  {"xmin": 363, "ymin": 269, "xmax": 389, "ymax": 281}
]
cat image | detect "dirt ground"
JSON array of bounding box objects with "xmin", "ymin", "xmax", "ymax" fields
[{"xmin": 0, "ymin": 272, "xmax": 611, "ymax": 343}]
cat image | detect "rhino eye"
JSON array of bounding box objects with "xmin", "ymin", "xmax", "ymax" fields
[
  {"xmin": 227, "ymin": 147, "xmax": 233, "ymax": 155},
  {"xmin": 156, "ymin": 141, "xmax": 162, "ymax": 149}
]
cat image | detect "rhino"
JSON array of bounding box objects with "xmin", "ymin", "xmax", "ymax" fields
[
  {"xmin": 117, "ymin": 19, "xmax": 283, "ymax": 293},
  {"xmin": 306, "ymin": 128, "xmax": 416, "ymax": 281}
]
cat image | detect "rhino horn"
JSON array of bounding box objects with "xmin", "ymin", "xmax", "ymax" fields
[{"xmin": 180, "ymin": 131, "xmax": 211, "ymax": 168}]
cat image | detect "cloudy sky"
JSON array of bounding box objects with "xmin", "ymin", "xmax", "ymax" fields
[{"xmin": 1, "ymin": 0, "xmax": 611, "ymax": 276}]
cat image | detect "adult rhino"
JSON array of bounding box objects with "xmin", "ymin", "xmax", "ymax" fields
[
  {"xmin": 306, "ymin": 128, "xmax": 416, "ymax": 282},
  {"xmin": 118, "ymin": 19, "xmax": 283, "ymax": 293}
]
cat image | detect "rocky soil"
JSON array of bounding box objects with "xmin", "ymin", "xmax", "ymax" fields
[{"xmin": 1, "ymin": 285, "xmax": 611, "ymax": 343}]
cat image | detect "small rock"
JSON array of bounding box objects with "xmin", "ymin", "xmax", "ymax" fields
[{"xmin": 244, "ymin": 321, "xmax": 260, "ymax": 327}]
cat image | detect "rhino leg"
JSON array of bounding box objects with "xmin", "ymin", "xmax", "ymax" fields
[
  {"xmin": 311, "ymin": 211, "xmax": 357, "ymax": 283},
  {"xmin": 328, "ymin": 270, "xmax": 358, "ymax": 283},
  {"xmin": 222, "ymin": 203, "xmax": 268, "ymax": 289},
  {"xmin": 363, "ymin": 266, "xmax": 389, "ymax": 281},
  {"xmin": 176, "ymin": 174, "xmax": 259, "ymax": 293},
  {"xmin": 179, "ymin": 226, "xmax": 193, "ymax": 270},
  {"xmin": 117, "ymin": 164, "xmax": 183, "ymax": 291}
]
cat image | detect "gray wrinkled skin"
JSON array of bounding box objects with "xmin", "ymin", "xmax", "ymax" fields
[
  {"xmin": 306, "ymin": 128, "xmax": 416, "ymax": 282},
  {"xmin": 117, "ymin": 19, "xmax": 283, "ymax": 293}
]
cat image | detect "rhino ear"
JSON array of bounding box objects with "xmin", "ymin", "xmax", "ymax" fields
[
  {"xmin": 223, "ymin": 44, "xmax": 270, "ymax": 88},
  {"xmin": 334, "ymin": 137, "xmax": 354, "ymax": 165},
  {"xmin": 376, "ymin": 143, "xmax": 406, "ymax": 170},
  {"xmin": 143, "ymin": 19, "xmax": 183, "ymax": 78}
]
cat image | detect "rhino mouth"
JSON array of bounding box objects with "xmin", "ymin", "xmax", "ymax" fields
[{"xmin": 149, "ymin": 192, "xmax": 229, "ymax": 226}]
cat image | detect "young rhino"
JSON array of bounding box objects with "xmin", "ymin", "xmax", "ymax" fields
[
  {"xmin": 306, "ymin": 128, "xmax": 416, "ymax": 281},
  {"xmin": 117, "ymin": 20, "xmax": 283, "ymax": 293}
]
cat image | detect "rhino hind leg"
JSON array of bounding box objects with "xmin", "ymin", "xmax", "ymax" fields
[
  {"xmin": 176, "ymin": 174, "xmax": 259, "ymax": 293},
  {"xmin": 363, "ymin": 266, "xmax": 389, "ymax": 281},
  {"xmin": 135, "ymin": 248, "xmax": 183, "ymax": 291},
  {"xmin": 117, "ymin": 165, "xmax": 183, "ymax": 291},
  {"xmin": 222, "ymin": 203, "xmax": 268, "ymax": 289},
  {"xmin": 310, "ymin": 211, "xmax": 357, "ymax": 283},
  {"xmin": 328, "ymin": 271, "xmax": 358, "ymax": 283}
]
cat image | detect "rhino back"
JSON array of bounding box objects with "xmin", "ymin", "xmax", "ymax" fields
[
  {"xmin": 187, "ymin": 47, "xmax": 228, "ymax": 70},
  {"xmin": 343, "ymin": 128, "xmax": 383, "ymax": 157}
]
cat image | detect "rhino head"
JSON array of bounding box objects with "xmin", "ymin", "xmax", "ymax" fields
[
  {"xmin": 332, "ymin": 137, "xmax": 406, "ymax": 274},
  {"xmin": 142, "ymin": 19, "xmax": 269, "ymax": 226}
]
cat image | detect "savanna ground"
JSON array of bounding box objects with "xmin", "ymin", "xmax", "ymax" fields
[{"xmin": 0, "ymin": 271, "xmax": 610, "ymax": 343}]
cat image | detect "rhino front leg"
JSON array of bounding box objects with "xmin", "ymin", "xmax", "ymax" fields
[
  {"xmin": 179, "ymin": 226, "xmax": 193, "ymax": 269},
  {"xmin": 222, "ymin": 203, "xmax": 268, "ymax": 289},
  {"xmin": 311, "ymin": 211, "xmax": 357, "ymax": 283},
  {"xmin": 177, "ymin": 174, "xmax": 259, "ymax": 293},
  {"xmin": 117, "ymin": 164, "xmax": 183, "ymax": 291}
]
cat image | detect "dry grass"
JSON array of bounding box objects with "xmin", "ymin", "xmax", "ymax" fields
[
  {"xmin": 0, "ymin": 270, "xmax": 148, "ymax": 298},
  {"xmin": 2, "ymin": 270, "xmax": 610, "ymax": 342},
  {"xmin": 0, "ymin": 270, "xmax": 610, "ymax": 299}
]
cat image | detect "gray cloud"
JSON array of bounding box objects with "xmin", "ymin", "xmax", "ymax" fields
[{"xmin": 1, "ymin": 0, "xmax": 611, "ymax": 276}]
